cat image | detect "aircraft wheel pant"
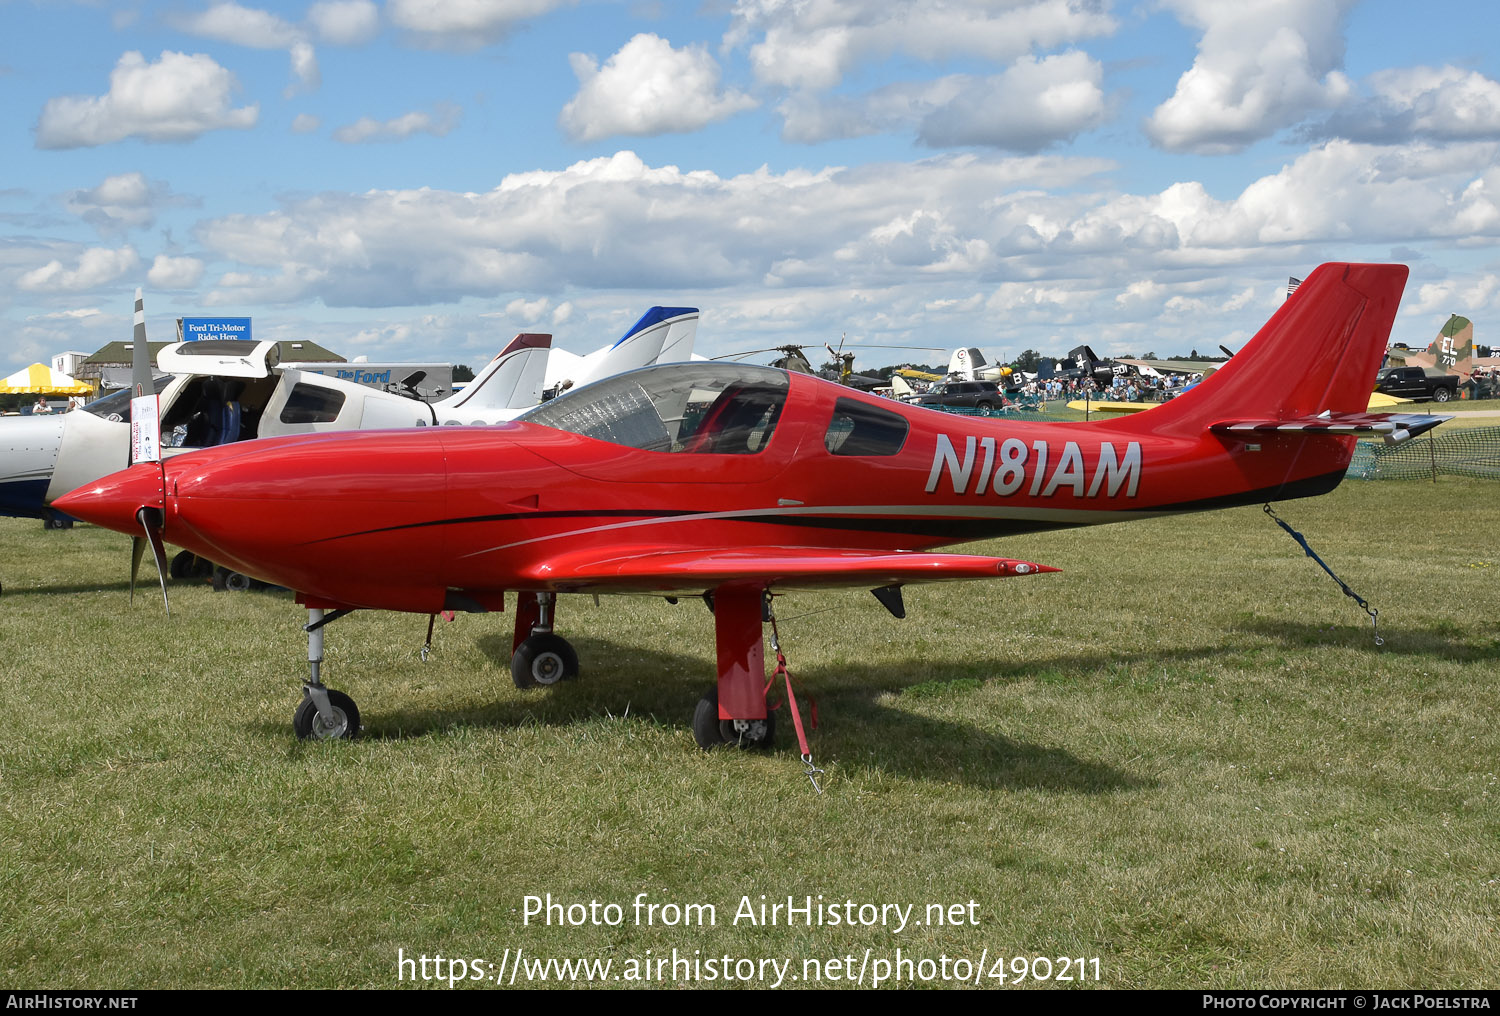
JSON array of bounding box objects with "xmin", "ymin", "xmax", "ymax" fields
[{"xmin": 694, "ymin": 584, "xmax": 776, "ymax": 751}]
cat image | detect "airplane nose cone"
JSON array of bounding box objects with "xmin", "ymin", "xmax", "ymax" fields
[{"xmin": 53, "ymin": 463, "xmax": 165, "ymax": 535}]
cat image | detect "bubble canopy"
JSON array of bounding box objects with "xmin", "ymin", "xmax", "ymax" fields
[{"xmin": 520, "ymin": 363, "xmax": 791, "ymax": 455}]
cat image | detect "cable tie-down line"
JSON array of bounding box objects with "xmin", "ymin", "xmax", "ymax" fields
[{"xmin": 1263, "ymin": 503, "xmax": 1383, "ymax": 646}]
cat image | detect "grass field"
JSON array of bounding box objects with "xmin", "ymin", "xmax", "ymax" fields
[{"xmin": 1, "ymin": 475, "xmax": 1496, "ymax": 989}]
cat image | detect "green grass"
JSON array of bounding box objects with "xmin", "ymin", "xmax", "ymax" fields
[{"xmin": 1, "ymin": 476, "xmax": 1497, "ymax": 989}]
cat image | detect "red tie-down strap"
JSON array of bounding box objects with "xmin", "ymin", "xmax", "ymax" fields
[{"xmin": 763, "ymin": 613, "xmax": 824, "ymax": 792}]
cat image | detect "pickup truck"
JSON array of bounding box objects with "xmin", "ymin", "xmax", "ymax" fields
[{"xmin": 1374, "ymin": 366, "xmax": 1460, "ymax": 402}]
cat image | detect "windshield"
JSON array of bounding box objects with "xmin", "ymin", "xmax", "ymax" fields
[
  {"xmin": 81, "ymin": 375, "xmax": 172, "ymax": 422},
  {"xmin": 521, "ymin": 363, "xmax": 790, "ymax": 454}
]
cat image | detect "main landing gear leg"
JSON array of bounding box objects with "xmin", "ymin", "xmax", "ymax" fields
[
  {"xmin": 693, "ymin": 585, "xmax": 775, "ymax": 750},
  {"xmin": 292, "ymin": 606, "xmax": 360, "ymax": 740},
  {"xmin": 510, "ymin": 591, "xmax": 580, "ymax": 689}
]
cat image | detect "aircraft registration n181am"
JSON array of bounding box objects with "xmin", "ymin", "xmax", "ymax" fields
[{"xmin": 57, "ymin": 263, "xmax": 1448, "ymax": 752}]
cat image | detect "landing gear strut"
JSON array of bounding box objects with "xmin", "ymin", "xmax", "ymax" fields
[
  {"xmin": 293, "ymin": 606, "xmax": 360, "ymax": 740},
  {"xmin": 510, "ymin": 591, "xmax": 580, "ymax": 689},
  {"xmin": 692, "ymin": 585, "xmax": 777, "ymax": 751}
]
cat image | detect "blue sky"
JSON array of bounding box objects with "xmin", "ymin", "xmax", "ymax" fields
[{"xmin": 3, "ymin": 0, "xmax": 1499, "ymax": 371}]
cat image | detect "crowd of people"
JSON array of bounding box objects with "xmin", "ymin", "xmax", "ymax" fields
[{"xmin": 1005, "ymin": 372, "xmax": 1200, "ymax": 403}]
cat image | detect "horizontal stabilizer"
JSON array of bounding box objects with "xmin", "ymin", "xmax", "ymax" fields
[
  {"xmin": 524, "ymin": 546, "xmax": 1058, "ymax": 593},
  {"xmin": 1212, "ymin": 411, "xmax": 1451, "ymax": 446}
]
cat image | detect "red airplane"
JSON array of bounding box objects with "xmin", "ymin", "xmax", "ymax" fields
[{"xmin": 57, "ymin": 263, "xmax": 1445, "ymax": 751}]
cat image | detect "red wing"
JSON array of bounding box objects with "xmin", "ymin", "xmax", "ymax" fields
[{"xmin": 524, "ymin": 546, "xmax": 1058, "ymax": 593}]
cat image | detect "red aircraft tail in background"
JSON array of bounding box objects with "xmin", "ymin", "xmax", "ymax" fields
[{"xmin": 57, "ymin": 263, "xmax": 1445, "ymax": 751}]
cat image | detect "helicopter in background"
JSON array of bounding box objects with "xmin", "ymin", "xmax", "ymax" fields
[{"xmin": 717, "ymin": 337, "xmax": 943, "ymax": 391}]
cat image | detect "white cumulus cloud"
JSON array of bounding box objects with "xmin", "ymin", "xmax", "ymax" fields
[
  {"xmin": 35, "ymin": 51, "xmax": 258, "ymax": 149},
  {"xmin": 308, "ymin": 0, "xmax": 380, "ymax": 45},
  {"xmin": 560, "ymin": 34, "xmax": 757, "ymax": 142},
  {"xmin": 63, "ymin": 172, "xmax": 196, "ymax": 235},
  {"xmin": 387, "ymin": 0, "xmax": 576, "ymax": 49},
  {"xmin": 1304, "ymin": 66, "xmax": 1500, "ymax": 144},
  {"xmin": 1146, "ymin": 0, "xmax": 1356, "ymax": 153},
  {"xmin": 917, "ymin": 52, "xmax": 1109, "ymax": 150},
  {"xmin": 170, "ymin": 1, "xmax": 301, "ymax": 47},
  {"xmin": 18, "ymin": 246, "xmax": 141, "ymax": 292},
  {"xmin": 147, "ymin": 255, "xmax": 205, "ymax": 290},
  {"xmin": 168, "ymin": 2, "xmax": 319, "ymax": 94},
  {"xmin": 725, "ymin": 0, "xmax": 1118, "ymax": 91},
  {"xmin": 331, "ymin": 104, "xmax": 461, "ymax": 143}
]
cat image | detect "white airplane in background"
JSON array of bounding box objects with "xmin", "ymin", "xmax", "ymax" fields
[
  {"xmin": 542, "ymin": 306, "xmax": 699, "ymax": 397},
  {"xmin": 0, "ymin": 301, "xmax": 699, "ymax": 527},
  {"xmin": 945, "ymin": 346, "xmax": 1014, "ymax": 383}
]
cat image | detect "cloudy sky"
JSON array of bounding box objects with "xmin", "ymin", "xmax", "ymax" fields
[{"xmin": 3, "ymin": 0, "xmax": 1499, "ymax": 370}]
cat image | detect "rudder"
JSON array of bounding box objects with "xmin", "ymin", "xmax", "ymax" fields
[{"xmin": 1109, "ymin": 263, "xmax": 1408, "ymax": 437}]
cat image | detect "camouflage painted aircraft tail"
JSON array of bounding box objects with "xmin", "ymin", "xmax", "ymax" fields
[
  {"xmin": 1394, "ymin": 313, "xmax": 1474, "ymax": 376},
  {"xmin": 1425, "ymin": 314, "xmax": 1474, "ymax": 375}
]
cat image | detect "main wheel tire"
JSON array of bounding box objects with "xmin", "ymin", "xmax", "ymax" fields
[
  {"xmin": 692, "ymin": 686, "xmax": 776, "ymax": 750},
  {"xmin": 292, "ymin": 689, "xmax": 360, "ymax": 741},
  {"xmin": 211, "ymin": 566, "xmax": 253, "ymax": 592},
  {"xmin": 692, "ymin": 688, "xmax": 726, "ymax": 749},
  {"xmin": 171, "ymin": 552, "xmax": 213, "ymax": 579},
  {"xmin": 1434, "ymin": 387, "xmax": 1452, "ymax": 402},
  {"xmin": 977, "ymin": 402, "xmax": 995, "ymax": 416},
  {"xmin": 510, "ymin": 634, "xmax": 579, "ymax": 689}
]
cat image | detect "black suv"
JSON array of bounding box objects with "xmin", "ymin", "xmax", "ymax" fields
[{"xmin": 911, "ymin": 380, "xmax": 1006, "ymax": 414}]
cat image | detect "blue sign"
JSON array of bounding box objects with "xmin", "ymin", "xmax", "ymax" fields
[{"xmin": 181, "ymin": 317, "xmax": 252, "ymax": 341}]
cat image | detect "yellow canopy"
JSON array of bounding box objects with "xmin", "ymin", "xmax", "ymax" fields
[{"xmin": 0, "ymin": 363, "xmax": 93, "ymax": 395}]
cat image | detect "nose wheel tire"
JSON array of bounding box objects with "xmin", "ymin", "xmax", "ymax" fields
[
  {"xmin": 511, "ymin": 634, "xmax": 580, "ymax": 689},
  {"xmin": 293, "ymin": 689, "xmax": 360, "ymax": 741},
  {"xmin": 692, "ymin": 687, "xmax": 776, "ymax": 751}
]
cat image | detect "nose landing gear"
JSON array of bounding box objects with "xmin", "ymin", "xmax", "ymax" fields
[{"xmin": 510, "ymin": 591, "xmax": 580, "ymax": 689}]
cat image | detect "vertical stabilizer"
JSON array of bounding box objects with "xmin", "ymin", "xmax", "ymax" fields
[
  {"xmin": 1108, "ymin": 263, "xmax": 1409, "ymax": 437},
  {"xmin": 434, "ymin": 333, "xmax": 551, "ymax": 416},
  {"xmin": 544, "ymin": 307, "xmax": 699, "ymax": 392}
]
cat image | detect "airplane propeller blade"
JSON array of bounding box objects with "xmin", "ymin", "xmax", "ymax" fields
[
  {"xmin": 135, "ymin": 505, "xmax": 171, "ymax": 616},
  {"xmin": 129, "ymin": 534, "xmax": 146, "ymax": 604}
]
